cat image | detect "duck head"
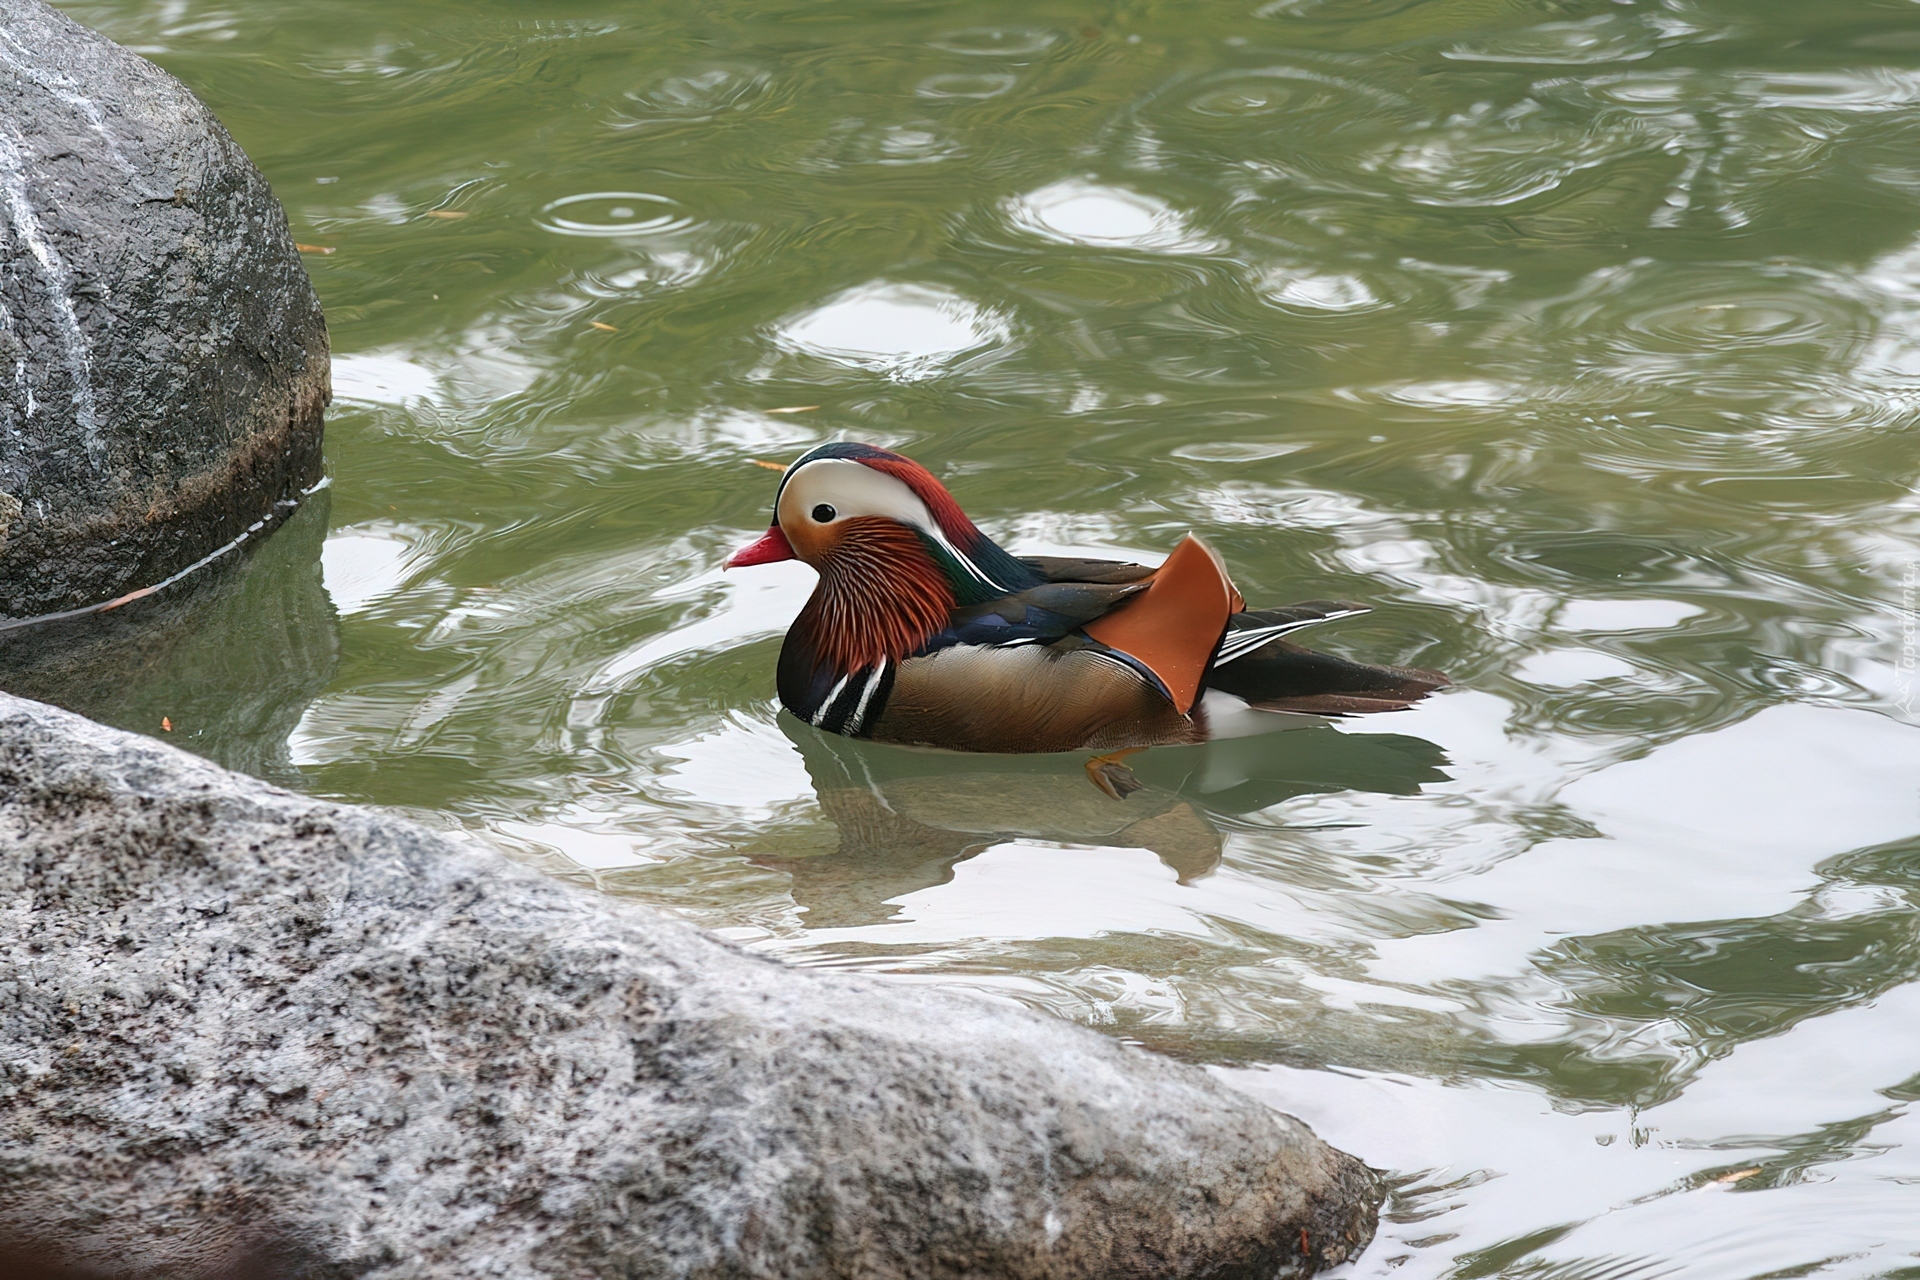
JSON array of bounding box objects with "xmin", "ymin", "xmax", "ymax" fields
[{"xmin": 725, "ymin": 442, "xmax": 1040, "ymax": 673}]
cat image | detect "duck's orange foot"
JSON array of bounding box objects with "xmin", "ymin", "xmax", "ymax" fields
[{"xmin": 1085, "ymin": 748, "xmax": 1146, "ymax": 801}]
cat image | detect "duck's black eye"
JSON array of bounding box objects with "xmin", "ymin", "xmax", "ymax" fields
[{"xmin": 811, "ymin": 503, "xmax": 837, "ymax": 523}]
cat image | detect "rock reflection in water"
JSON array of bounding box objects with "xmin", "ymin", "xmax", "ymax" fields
[
  {"xmin": 0, "ymin": 494, "xmax": 338, "ymax": 787},
  {"xmin": 764, "ymin": 716, "xmax": 1449, "ymax": 928}
]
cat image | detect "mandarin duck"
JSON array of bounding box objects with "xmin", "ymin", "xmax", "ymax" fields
[{"xmin": 726, "ymin": 442, "xmax": 1448, "ymax": 797}]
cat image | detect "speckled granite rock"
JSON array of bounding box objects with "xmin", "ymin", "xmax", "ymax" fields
[
  {"xmin": 0, "ymin": 692, "xmax": 1381, "ymax": 1279},
  {"xmin": 0, "ymin": 0, "xmax": 326, "ymax": 621}
]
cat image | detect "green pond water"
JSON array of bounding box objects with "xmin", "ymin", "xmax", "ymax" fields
[{"xmin": 27, "ymin": 0, "xmax": 1920, "ymax": 1271}]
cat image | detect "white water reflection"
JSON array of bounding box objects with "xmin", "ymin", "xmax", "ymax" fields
[
  {"xmin": 496, "ymin": 809, "xmax": 662, "ymax": 869},
  {"xmin": 330, "ymin": 331, "xmax": 543, "ymax": 416},
  {"xmin": 774, "ymin": 281, "xmax": 1009, "ymax": 376},
  {"xmin": 331, "ymin": 351, "xmax": 442, "ymax": 406},
  {"xmin": 1226, "ymin": 1067, "xmax": 1731, "ymax": 1280},
  {"xmin": 1512, "ymin": 648, "xmax": 1637, "ymax": 686},
  {"xmin": 1558, "ymin": 598, "xmax": 1703, "ymax": 631},
  {"xmin": 615, "ymin": 65, "xmax": 770, "ymax": 122},
  {"xmin": 1245, "ymin": 968, "xmax": 1920, "ymax": 1278},
  {"xmin": 319, "ymin": 524, "xmax": 419, "ymax": 615},
  {"xmin": 1005, "ymin": 179, "xmax": 1219, "ymax": 253},
  {"xmin": 652, "ymin": 711, "xmax": 817, "ymax": 816},
  {"xmin": 1363, "ymin": 378, "xmax": 1524, "ymax": 409},
  {"xmin": 1564, "ymin": 703, "xmax": 1920, "ymax": 857},
  {"xmin": 805, "ymin": 842, "xmax": 1198, "ymax": 943},
  {"xmin": 1259, "ymin": 267, "xmax": 1385, "ymax": 313},
  {"xmin": 581, "ymin": 560, "xmax": 813, "ymax": 698},
  {"xmin": 1370, "ymin": 704, "xmax": 1920, "ymax": 987}
]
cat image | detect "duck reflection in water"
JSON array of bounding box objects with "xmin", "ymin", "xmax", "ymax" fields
[{"xmin": 758, "ymin": 713, "xmax": 1450, "ymax": 928}]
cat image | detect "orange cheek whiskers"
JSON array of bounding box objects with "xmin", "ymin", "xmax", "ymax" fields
[{"xmin": 797, "ymin": 518, "xmax": 954, "ymax": 675}]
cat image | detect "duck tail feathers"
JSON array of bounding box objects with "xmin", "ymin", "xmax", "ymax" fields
[
  {"xmin": 1206, "ymin": 636, "xmax": 1448, "ymax": 715},
  {"xmin": 1212, "ymin": 600, "xmax": 1371, "ymax": 667}
]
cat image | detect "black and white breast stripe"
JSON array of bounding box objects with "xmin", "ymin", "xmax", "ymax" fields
[
  {"xmin": 1213, "ymin": 607, "xmax": 1370, "ymax": 667},
  {"xmin": 810, "ymin": 661, "xmax": 895, "ymax": 737}
]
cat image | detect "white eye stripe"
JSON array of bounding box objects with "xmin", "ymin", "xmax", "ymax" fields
[
  {"xmin": 775, "ymin": 458, "xmax": 1011, "ymax": 592},
  {"xmin": 778, "ymin": 459, "xmax": 933, "ymax": 532}
]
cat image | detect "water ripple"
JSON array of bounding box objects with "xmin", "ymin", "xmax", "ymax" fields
[
  {"xmin": 611, "ymin": 64, "xmax": 774, "ymax": 126},
  {"xmin": 917, "ymin": 73, "xmax": 1016, "ymax": 99},
  {"xmin": 537, "ymin": 191, "xmax": 692, "ymax": 238},
  {"xmin": 1500, "ymin": 259, "xmax": 1875, "ymax": 397},
  {"xmin": 929, "ymin": 27, "xmax": 1060, "ymax": 56},
  {"xmin": 1442, "ymin": 14, "xmax": 1662, "ymax": 65},
  {"xmin": 1181, "ymin": 65, "xmax": 1410, "ymax": 123}
]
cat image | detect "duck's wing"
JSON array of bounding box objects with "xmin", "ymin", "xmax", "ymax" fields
[
  {"xmin": 947, "ymin": 553, "xmax": 1162, "ymax": 646},
  {"xmin": 931, "ymin": 535, "xmax": 1240, "ymax": 717},
  {"xmin": 943, "ymin": 580, "xmax": 1150, "ymax": 648},
  {"xmin": 1017, "ymin": 555, "xmax": 1157, "ymax": 585}
]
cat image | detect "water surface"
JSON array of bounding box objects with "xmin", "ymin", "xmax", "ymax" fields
[{"xmin": 30, "ymin": 0, "xmax": 1920, "ymax": 1273}]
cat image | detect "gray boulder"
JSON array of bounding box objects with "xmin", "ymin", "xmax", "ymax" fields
[
  {"xmin": 0, "ymin": 692, "xmax": 1381, "ymax": 1279},
  {"xmin": 0, "ymin": 0, "xmax": 326, "ymax": 621}
]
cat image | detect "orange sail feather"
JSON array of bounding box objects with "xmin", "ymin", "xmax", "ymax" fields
[{"xmin": 1082, "ymin": 534, "xmax": 1243, "ymax": 714}]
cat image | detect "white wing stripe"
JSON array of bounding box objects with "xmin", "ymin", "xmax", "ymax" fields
[
  {"xmin": 810, "ymin": 673, "xmax": 851, "ymax": 727},
  {"xmin": 1215, "ymin": 609, "xmax": 1368, "ymax": 664},
  {"xmin": 846, "ymin": 664, "xmax": 886, "ymax": 735}
]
